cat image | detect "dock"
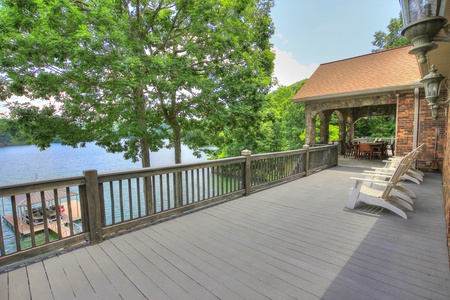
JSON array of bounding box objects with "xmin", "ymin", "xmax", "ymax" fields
[{"xmin": 2, "ymin": 200, "xmax": 82, "ymax": 236}]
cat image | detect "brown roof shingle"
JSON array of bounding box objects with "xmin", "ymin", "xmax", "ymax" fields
[{"xmin": 292, "ymin": 46, "xmax": 421, "ymax": 102}]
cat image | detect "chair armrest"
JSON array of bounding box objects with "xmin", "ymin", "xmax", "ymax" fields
[
  {"xmin": 350, "ymin": 177, "xmax": 393, "ymax": 185},
  {"xmin": 363, "ymin": 170, "xmax": 394, "ymax": 176},
  {"xmin": 361, "ymin": 171, "xmax": 392, "ymax": 178}
]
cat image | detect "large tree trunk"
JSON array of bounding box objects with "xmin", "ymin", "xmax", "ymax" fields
[
  {"xmin": 169, "ymin": 118, "xmax": 183, "ymax": 207},
  {"xmin": 173, "ymin": 125, "xmax": 182, "ymax": 164},
  {"xmin": 169, "ymin": 118, "xmax": 182, "ymax": 165},
  {"xmin": 139, "ymin": 134, "xmax": 151, "ymax": 168},
  {"xmin": 136, "ymin": 89, "xmax": 153, "ymax": 214},
  {"xmin": 136, "ymin": 88, "xmax": 151, "ymax": 168}
]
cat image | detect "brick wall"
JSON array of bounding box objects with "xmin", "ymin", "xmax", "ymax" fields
[{"xmin": 396, "ymin": 91, "xmax": 446, "ymax": 171}]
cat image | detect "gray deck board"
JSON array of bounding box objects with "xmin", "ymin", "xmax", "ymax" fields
[
  {"xmin": 0, "ymin": 269, "xmax": 7, "ymax": 299},
  {"xmin": 7, "ymin": 266, "xmax": 30, "ymax": 300},
  {"xmin": 98, "ymin": 239, "xmax": 170, "ymax": 300},
  {"xmin": 71, "ymin": 247, "xmax": 122, "ymax": 300},
  {"xmin": 130, "ymin": 230, "xmax": 242, "ymax": 299},
  {"xmin": 1, "ymin": 166, "xmax": 449, "ymax": 300},
  {"xmin": 124, "ymin": 233, "xmax": 218, "ymax": 300},
  {"xmin": 27, "ymin": 261, "xmax": 54, "ymax": 300},
  {"xmin": 42, "ymin": 255, "xmax": 76, "ymax": 300},
  {"xmin": 85, "ymin": 244, "xmax": 147, "ymax": 300}
]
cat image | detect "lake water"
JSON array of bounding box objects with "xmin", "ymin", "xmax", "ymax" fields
[
  {"xmin": 0, "ymin": 143, "xmax": 207, "ymax": 185},
  {"xmin": 0, "ymin": 143, "xmax": 207, "ymax": 254}
]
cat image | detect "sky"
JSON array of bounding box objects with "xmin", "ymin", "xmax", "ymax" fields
[
  {"xmin": 1, "ymin": 0, "xmax": 402, "ymax": 114},
  {"xmin": 270, "ymin": 0, "xmax": 402, "ymax": 87}
]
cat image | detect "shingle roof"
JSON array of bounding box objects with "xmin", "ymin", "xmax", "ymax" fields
[{"xmin": 292, "ymin": 46, "xmax": 422, "ymax": 102}]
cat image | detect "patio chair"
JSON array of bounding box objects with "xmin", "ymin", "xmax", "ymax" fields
[
  {"xmin": 369, "ymin": 144, "xmax": 425, "ymax": 185},
  {"xmin": 361, "ymin": 144, "xmax": 424, "ymax": 200},
  {"xmin": 386, "ymin": 141, "xmax": 395, "ymax": 156},
  {"xmin": 358, "ymin": 143, "xmax": 372, "ymax": 160},
  {"xmin": 347, "ymin": 158, "xmax": 413, "ymax": 219},
  {"xmin": 344, "ymin": 142, "xmax": 354, "ymax": 158},
  {"xmin": 371, "ymin": 142, "xmax": 386, "ymax": 160}
]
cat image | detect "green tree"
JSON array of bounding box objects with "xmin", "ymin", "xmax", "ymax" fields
[
  {"xmin": 0, "ymin": 0, "xmax": 274, "ymax": 167},
  {"xmin": 213, "ymin": 80, "xmax": 306, "ymax": 157},
  {"xmin": 0, "ymin": 117, "xmax": 28, "ymax": 145},
  {"xmin": 372, "ymin": 12, "xmax": 410, "ymax": 52},
  {"xmin": 354, "ymin": 116, "xmax": 395, "ymax": 138},
  {"xmin": 271, "ymin": 80, "xmax": 307, "ymax": 150}
]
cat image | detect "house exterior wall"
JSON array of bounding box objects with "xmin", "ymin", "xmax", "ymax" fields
[
  {"xmin": 395, "ymin": 90, "xmax": 446, "ymax": 170},
  {"xmin": 441, "ymin": 89, "xmax": 450, "ymax": 263}
]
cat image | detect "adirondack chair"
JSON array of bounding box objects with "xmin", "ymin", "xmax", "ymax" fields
[
  {"xmin": 368, "ymin": 144, "xmax": 425, "ymax": 189},
  {"xmin": 361, "ymin": 156, "xmax": 415, "ymax": 205},
  {"xmin": 347, "ymin": 160, "xmax": 412, "ymax": 219},
  {"xmin": 361, "ymin": 146, "xmax": 422, "ymax": 201},
  {"xmin": 381, "ymin": 155, "xmax": 424, "ymax": 183}
]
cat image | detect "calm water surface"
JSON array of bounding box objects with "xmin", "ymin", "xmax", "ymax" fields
[
  {"xmin": 0, "ymin": 143, "xmax": 206, "ymax": 254},
  {"xmin": 0, "ymin": 143, "xmax": 206, "ymax": 185}
]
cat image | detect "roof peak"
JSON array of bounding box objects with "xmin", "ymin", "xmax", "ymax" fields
[{"xmin": 319, "ymin": 45, "xmax": 413, "ymax": 66}]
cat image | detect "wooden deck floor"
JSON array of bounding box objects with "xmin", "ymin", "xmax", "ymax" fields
[{"xmin": 0, "ymin": 166, "xmax": 449, "ymax": 299}]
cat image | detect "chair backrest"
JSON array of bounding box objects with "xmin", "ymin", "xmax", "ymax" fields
[
  {"xmin": 359, "ymin": 143, "xmax": 371, "ymax": 152},
  {"xmin": 381, "ymin": 157, "xmax": 409, "ymax": 199}
]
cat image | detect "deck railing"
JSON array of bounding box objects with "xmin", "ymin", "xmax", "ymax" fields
[{"xmin": 0, "ymin": 145, "xmax": 337, "ymax": 267}]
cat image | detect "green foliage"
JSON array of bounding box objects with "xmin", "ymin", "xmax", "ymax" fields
[
  {"xmin": 354, "ymin": 116, "xmax": 395, "ymax": 138},
  {"xmin": 328, "ymin": 124, "xmax": 340, "ymax": 141},
  {"xmin": 372, "ymin": 12, "xmax": 410, "ymax": 52},
  {"xmin": 0, "ymin": 0, "xmax": 275, "ymax": 166},
  {"xmin": 212, "ymin": 80, "xmax": 307, "ymax": 158},
  {"xmin": 0, "ymin": 118, "xmax": 28, "ymax": 145}
]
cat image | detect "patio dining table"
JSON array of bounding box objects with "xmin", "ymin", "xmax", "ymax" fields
[{"xmin": 354, "ymin": 142, "xmax": 385, "ymax": 160}]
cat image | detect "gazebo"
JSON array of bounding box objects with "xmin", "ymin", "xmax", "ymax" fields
[{"xmin": 291, "ymin": 45, "xmax": 446, "ymax": 171}]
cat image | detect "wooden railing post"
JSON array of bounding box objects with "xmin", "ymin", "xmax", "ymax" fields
[
  {"xmin": 83, "ymin": 170, "xmax": 103, "ymax": 244},
  {"xmin": 144, "ymin": 176, "xmax": 154, "ymax": 215},
  {"xmin": 303, "ymin": 145, "xmax": 310, "ymax": 176},
  {"xmin": 241, "ymin": 149, "xmax": 252, "ymax": 196},
  {"xmin": 174, "ymin": 172, "xmax": 183, "ymax": 208}
]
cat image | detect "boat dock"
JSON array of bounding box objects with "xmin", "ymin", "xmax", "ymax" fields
[{"xmin": 2, "ymin": 200, "xmax": 82, "ymax": 236}]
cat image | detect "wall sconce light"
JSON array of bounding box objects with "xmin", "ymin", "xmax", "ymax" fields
[
  {"xmin": 399, "ymin": 0, "xmax": 449, "ymax": 64},
  {"xmin": 421, "ymin": 65, "xmax": 449, "ymax": 119}
]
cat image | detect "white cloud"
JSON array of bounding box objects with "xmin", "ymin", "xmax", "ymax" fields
[{"xmin": 272, "ymin": 47, "xmax": 318, "ymax": 87}]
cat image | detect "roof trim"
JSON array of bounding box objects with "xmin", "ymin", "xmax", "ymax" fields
[{"xmin": 291, "ymin": 83, "xmax": 422, "ymax": 103}]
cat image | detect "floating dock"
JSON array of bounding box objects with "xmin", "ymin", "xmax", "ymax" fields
[{"xmin": 2, "ymin": 201, "xmax": 82, "ymax": 236}]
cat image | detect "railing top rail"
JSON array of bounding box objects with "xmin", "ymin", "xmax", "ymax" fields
[
  {"xmin": 250, "ymin": 148, "xmax": 307, "ymax": 160},
  {"xmin": 308, "ymin": 144, "xmax": 338, "ymax": 152},
  {"xmin": 97, "ymin": 156, "xmax": 245, "ymax": 183},
  {"xmin": 0, "ymin": 176, "xmax": 85, "ymax": 198}
]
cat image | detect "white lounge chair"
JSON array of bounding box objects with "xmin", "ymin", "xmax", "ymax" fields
[{"xmin": 347, "ymin": 159, "xmax": 413, "ymax": 219}]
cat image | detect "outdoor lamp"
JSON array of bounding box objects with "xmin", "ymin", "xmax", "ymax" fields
[
  {"xmin": 420, "ymin": 65, "xmax": 448, "ymax": 119},
  {"xmin": 399, "ymin": 0, "xmax": 449, "ymax": 64}
]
